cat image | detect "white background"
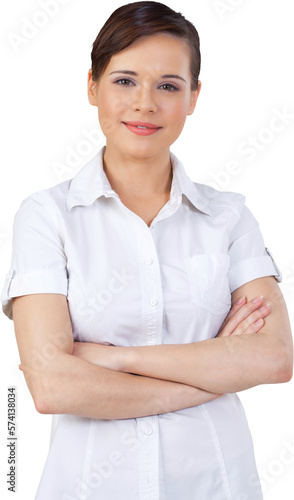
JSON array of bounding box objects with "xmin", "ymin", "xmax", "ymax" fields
[{"xmin": 0, "ymin": 0, "xmax": 294, "ymax": 498}]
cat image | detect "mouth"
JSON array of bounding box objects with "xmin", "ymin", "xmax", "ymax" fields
[{"xmin": 122, "ymin": 121, "xmax": 162, "ymax": 136}]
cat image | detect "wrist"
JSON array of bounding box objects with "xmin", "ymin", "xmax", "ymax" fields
[{"xmin": 119, "ymin": 346, "xmax": 136, "ymax": 373}]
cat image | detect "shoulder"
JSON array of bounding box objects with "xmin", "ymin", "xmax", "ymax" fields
[
  {"xmin": 15, "ymin": 179, "xmax": 71, "ymax": 217},
  {"xmin": 190, "ymin": 181, "xmax": 259, "ymax": 236},
  {"xmin": 12, "ymin": 180, "xmax": 73, "ymax": 238},
  {"xmin": 193, "ymin": 181, "xmax": 246, "ymax": 217}
]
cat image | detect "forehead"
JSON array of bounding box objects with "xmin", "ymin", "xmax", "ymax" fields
[{"xmin": 105, "ymin": 32, "xmax": 191, "ymax": 76}]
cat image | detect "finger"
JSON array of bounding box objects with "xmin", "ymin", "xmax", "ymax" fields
[
  {"xmin": 225, "ymin": 295, "xmax": 247, "ymax": 323},
  {"xmin": 218, "ymin": 297, "xmax": 259, "ymax": 337},
  {"xmin": 243, "ymin": 317, "xmax": 265, "ymax": 335},
  {"xmin": 217, "ymin": 296, "xmax": 247, "ymax": 335},
  {"xmin": 231, "ymin": 304, "xmax": 271, "ymax": 336},
  {"xmin": 219, "ymin": 295, "xmax": 268, "ymax": 337}
]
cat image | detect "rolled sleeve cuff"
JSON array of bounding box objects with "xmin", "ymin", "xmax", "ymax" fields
[
  {"xmin": 228, "ymin": 247, "xmax": 282, "ymax": 293},
  {"xmin": 1, "ymin": 267, "xmax": 68, "ymax": 320}
]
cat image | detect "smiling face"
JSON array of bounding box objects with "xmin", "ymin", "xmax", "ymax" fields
[{"xmin": 88, "ymin": 32, "xmax": 201, "ymax": 161}]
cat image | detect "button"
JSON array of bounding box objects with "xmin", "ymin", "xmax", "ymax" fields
[
  {"xmin": 144, "ymin": 257, "xmax": 153, "ymax": 266},
  {"xmin": 144, "ymin": 428, "xmax": 153, "ymax": 436},
  {"xmin": 147, "ymin": 339, "xmax": 156, "ymax": 345},
  {"xmin": 149, "ymin": 298, "xmax": 157, "ymax": 306}
]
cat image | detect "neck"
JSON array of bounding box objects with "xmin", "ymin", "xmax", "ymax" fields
[{"xmin": 102, "ymin": 144, "xmax": 173, "ymax": 200}]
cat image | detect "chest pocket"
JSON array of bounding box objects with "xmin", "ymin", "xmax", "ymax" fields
[{"xmin": 184, "ymin": 253, "xmax": 231, "ymax": 315}]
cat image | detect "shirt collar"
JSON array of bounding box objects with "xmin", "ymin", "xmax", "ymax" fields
[{"xmin": 66, "ymin": 146, "xmax": 212, "ymax": 216}]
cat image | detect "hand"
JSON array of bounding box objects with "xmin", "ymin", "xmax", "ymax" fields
[{"xmin": 217, "ymin": 295, "xmax": 270, "ymax": 337}]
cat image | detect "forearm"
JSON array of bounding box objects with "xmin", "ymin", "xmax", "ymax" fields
[
  {"xmin": 37, "ymin": 352, "xmax": 221, "ymax": 419},
  {"xmin": 122, "ymin": 332, "xmax": 288, "ymax": 394},
  {"xmin": 119, "ymin": 288, "xmax": 293, "ymax": 394}
]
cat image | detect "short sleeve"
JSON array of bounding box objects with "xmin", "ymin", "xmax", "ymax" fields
[
  {"xmin": 1, "ymin": 196, "xmax": 68, "ymax": 320},
  {"xmin": 228, "ymin": 204, "xmax": 282, "ymax": 293}
]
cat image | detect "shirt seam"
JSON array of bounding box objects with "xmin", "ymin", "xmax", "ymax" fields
[
  {"xmin": 29, "ymin": 194, "xmax": 67, "ymax": 253},
  {"xmin": 10, "ymin": 269, "xmax": 67, "ymax": 278},
  {"xmin": 228, "ymin": 223, "xmax": 260, "ymax": 250},
  {"xmin": 228, "ymin": 254, "xmax": 274, "ymax": 271},
  {"xmin": 200, "ymin": 404, "xmax": 233, "ymax": 500}
]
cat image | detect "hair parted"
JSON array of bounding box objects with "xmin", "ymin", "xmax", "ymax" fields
[{"xmin": 90, "ymin": 1, "xmax": 201, "ymax": 90}]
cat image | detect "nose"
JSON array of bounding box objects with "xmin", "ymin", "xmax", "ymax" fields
[{"xmin": 131, "ymin": 85, "xmax": 157, "ymax": 114}]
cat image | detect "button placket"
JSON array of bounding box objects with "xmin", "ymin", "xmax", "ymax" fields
[
  {"xmin": 135, "ymin": 223, "xmax": 163, "ymax": 500},
  {"xmin": 138, "ymin": 415, "xmax": 159, "ymax": 500}
]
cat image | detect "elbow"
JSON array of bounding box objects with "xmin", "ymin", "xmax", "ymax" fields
[
  {"xmin": 32, "ymin": 376, "xmax": 55, "ymax": 415},
  {"xmin": 21, "ymin": 368, "xmax": 52, "ymax": 414},
  {"xmin": 35, "ymin": 397, "xmax": 51, "ymax": 415},
  {"xmin": 30, "ymin": 354, "xmax": 72, "ymax": 414},
  {"xmin": 279, "ymin": 361, "xmax": 293, "ymax": 383},
  {"xmin": 22, "ymin": 357, "xmax": 69, "ymax": 415},
  {"xmin": 273, "ymin": 346, "xmax": 293, "ymax": 384}
]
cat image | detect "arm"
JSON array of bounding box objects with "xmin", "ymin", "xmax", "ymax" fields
[
  {"xmin": 12, "ymin": 293, "xmax": 221, "ymax": 420},
  {"xmin": 99, "ymin": 277, "xmax": 293, "ymax": 394}
]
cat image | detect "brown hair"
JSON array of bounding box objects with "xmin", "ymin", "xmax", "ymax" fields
[{"xmin": 90, "ymin": 1, "xmax": 201, "ymax": 90}]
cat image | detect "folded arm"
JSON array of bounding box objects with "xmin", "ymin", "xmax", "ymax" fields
[
  {"xmin": 12, "ymin": 293, "xmax": 221, "ymax": 419},
  {"xmin": 14, "ymin": 277, "xmax": 292, "ymax": 419},
  {"xmin": 74, "ymin": 277, "xmax": 293, "ymax": 394},
  {"xmin": 117, "ymin": 277, "xmax": 293, "ymax": 393}
]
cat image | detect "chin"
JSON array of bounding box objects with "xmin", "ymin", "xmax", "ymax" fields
[{"xmin": 115, "ymin": 140, "xmax": 167, "ymax": 160}]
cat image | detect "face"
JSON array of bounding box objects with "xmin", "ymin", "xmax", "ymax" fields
[{"xmin": 88, "ymin": 32, "xmax": 201, "ymax": 161}]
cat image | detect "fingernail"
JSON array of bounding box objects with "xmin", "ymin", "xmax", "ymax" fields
[
  {"xmin": 236, "ymin": 296, "xmax": 245, "ymax": 304},
  {"xmin": 259, "ymin": 304, "xmax": 270, "ymax": 313},
  {"xmin": 252, "ymin": 295, "xmax": 263, "ymax": 303},
  {"xmin": 255, "ymin": 318, "xmax": 263, "ymax": 325}
]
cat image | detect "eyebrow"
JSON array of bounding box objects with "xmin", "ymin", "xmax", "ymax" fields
[{"xmin": 109, "ymin": 70, "xmax": 187, "ymax": 84}]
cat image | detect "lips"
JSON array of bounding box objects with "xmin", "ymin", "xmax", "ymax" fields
[
  {"xmin": 124, "ymin": 121, "xmax": 161, "ymax": 129},
  {"xmin": 122, "ymin": 121, "xmax": 162, "ymax": 136}
]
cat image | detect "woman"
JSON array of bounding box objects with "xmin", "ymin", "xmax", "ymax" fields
[{"xmin": 1, "ymin": 2, "xmax": 292, "ymax": 499}]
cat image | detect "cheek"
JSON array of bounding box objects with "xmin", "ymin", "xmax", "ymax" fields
[
  {"xmin": 98, "ymin": 92, "xmax": 128, "ymax": 135},
  {"xmin": 166, "ymin": 101, "xmax": 189, "ymax": 129}
]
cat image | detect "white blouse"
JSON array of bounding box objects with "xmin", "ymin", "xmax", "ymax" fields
[{"xmin": 1, "ymin": 146, "xmax": 282, "ymax": 500}]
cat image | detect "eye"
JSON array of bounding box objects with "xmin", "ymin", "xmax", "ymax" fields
[
  {"xmin": 114, "ymin": 78, "xmax": 134, "ymax": 86},
  {"xmin": 159, "ymin": 83, "xmax": 179, "ymax": 92}
]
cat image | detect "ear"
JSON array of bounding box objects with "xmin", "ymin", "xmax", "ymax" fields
[
  {"xmin": 87, "ymin": 69, "xmax": 98, "ymax": 106},
  {"xmin": 187, "ymin": 81, "xmax": 202, "ymax": 116}
]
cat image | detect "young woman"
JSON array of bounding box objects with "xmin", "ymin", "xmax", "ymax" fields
[{"xmin": 2, "ymin": 2, "xmax": 292, "ymax": 499}]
